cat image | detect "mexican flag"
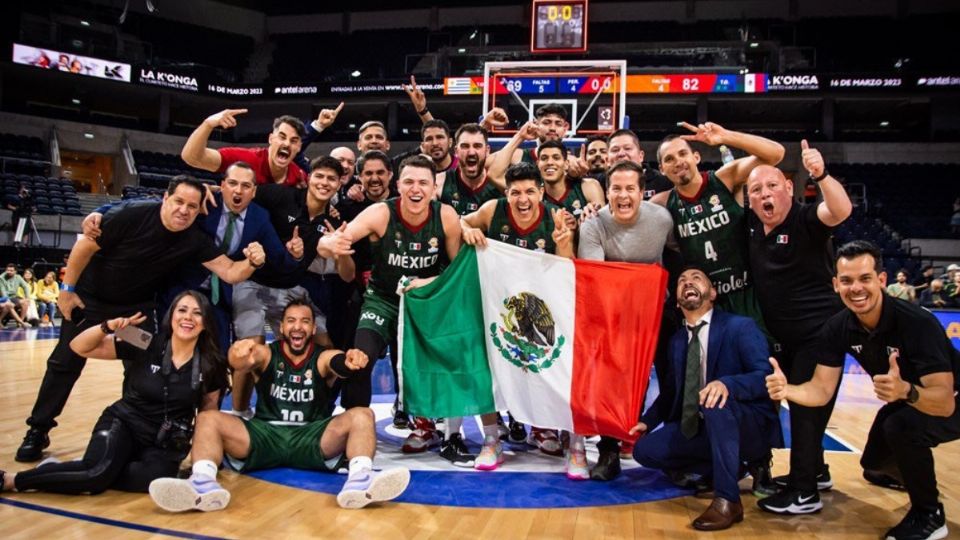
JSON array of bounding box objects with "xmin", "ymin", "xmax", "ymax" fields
[{"xmin": 398, "ymin": 241, "xmax": 667, "ymax": 440}]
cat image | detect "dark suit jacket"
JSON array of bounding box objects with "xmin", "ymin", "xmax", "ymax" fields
[{"xmin": 641, "ymin": 308, "xmax": 782, "ymax": 449}]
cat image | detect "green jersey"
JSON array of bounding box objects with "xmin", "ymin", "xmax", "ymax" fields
[
  {"xmin": 544, "ymin": 177, "xmax": 589, "ymax": 218},
  {"xmin": 518, "ymin": 147, "xmax": 538, "ymax": 165},
  {"xmin": 440, "ymin": 169, "xmax": 502, "ymax": 216},
  {"xmin": 487, "ymin": 198, "xmax": 558, "ymax": 254},
  {"xmin": 254, "ymin": 342, "xmax": 330, "ymax": 425},
  {"xmin": 367, "ymin": 198, "xmax": 449, "ymax": 302},
  {"xmin": 666, "ymin": 171, "xmax": 752, "ymax": 297}
]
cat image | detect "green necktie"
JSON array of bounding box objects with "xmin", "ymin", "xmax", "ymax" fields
[
  {"xmin": 211, "ymin": 212, "xmax": 238, "ymax": 306},
  {"xmin": 681, "ymin": 321, "xmax": 707, "ymax": 439}
]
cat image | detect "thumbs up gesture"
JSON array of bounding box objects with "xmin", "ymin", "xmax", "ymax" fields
[
  {"xmin": 286, "ymin": 225, "xmax": 304, "ymax": 260},
  {"xmin": 873, "ymin": 351, "xmax": 910, "ymax": 403},
  {"xmin": 766, "ymin": 357, "xmax": 788, "ymax": 401},
  {"xmin": 800, "ymin": 139, "xmax": 826, "ymax": 178}
]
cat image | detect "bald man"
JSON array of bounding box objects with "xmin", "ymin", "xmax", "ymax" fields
[{"xmin": 746, "ymin": 142, "xmax": 853, "ymax": 515}]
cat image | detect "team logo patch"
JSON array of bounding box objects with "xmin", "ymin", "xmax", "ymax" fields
[
  {"xmin": 491, "ymin": 292, "xmax": 565, "ymax": 373},
  {"xmin": 776, "ymin": 234, "xmax": 789, "ymax": 244},
  {"xmin": 150, "ymin": 364, "xmax": 161, "ymax": 374},
  {"xmin": 395, "ymin": 231, "xmax": 403, "ymax": 248},
  {"xmin": 427, "ymin": 237, "xmax": 439, "ymax": 254},
  {"xmin": 709, "ymin": 194, "xmax": 723, "ymax": 212},
  {"xmin": 851, "ymin": 344, "xmax": 863, "ymax": 353}
]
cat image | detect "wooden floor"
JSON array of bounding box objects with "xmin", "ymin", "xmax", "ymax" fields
[{"xmin": 1, "ymin": 335, "xmax": 958, "ymax": 540}]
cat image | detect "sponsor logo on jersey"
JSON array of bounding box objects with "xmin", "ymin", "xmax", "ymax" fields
[
  {"xmin": 713, "ymin": 270, "xmax": 749, "ymax": 295},
  {"xmin": 427, "ymin": 237, "xmax": 439, "ymax": 253},
  {"xmin": 851, "ymin": 344, "xmax": 863, "ymax": 353},
  {"xmin": 150, "ymin": 364, "xmax": 161, "ymax": 374},
  {"xmin": 676, "ymin": 210, "xmax": 731, "ymax": 238},
  {"xmin": 287, "ymin": 215, "xmax": 296, "ymax": 223},
  {"xmin": 776, "ymin": 234, "xmax": 789, "ymax": 244},
  {"xmin": 360, "ymin": 311, "xmax": 386, "ymax": 326},
  {"xmin": 500, "ymin": 234, "xmax": 510, "ymax": 241}
]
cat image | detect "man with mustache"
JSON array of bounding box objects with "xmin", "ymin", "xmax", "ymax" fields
[
  {"xmin": 536, "ymin": 140, "xmax": 605, "ymax": 222},
  {"xmin": 438, "ymin": 124, "xmax": 504, "ymax": 216},
  {"xmin": 766, "ymin": 240, "xmax": 959, "ymax": 540},
  {"xmin": 582, "ymin": 135, "xmax": 609, "ymax": 189},
  {"xmin": 632, "ymin": 266, "xmax": 780, "ymax": 531},
  {"xmin": 604, "ymin": 129, "xmax": 672, "ymax": 200},
  {"xmin": 182, "ymin": 109, "xmax": 307, "ymax": 187},
  {"xmin": 747, "ymin": 141, "xmax": 852, "ymax": 515}
]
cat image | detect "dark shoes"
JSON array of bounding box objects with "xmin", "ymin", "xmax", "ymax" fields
[
  {"xmin": 747, "ymin": 456, "xmax": 778, "ymax": 498},
  {"xmin": 439, "ymin": 433, "xmax": 476, "ymax": 468},
  {"xmin": 693, "ymin": 497, "xmax": 744, "ymax": 531},
  {"xmin": 864, "ymin": 469, "xmax": 907, "ymax": 491},
  {"xmin": 772, "ymin": 464, "xmax": 833, "ymax": 491},
  {"xmin": 883, "ymin": 503, "xmax": 948, "ymax": 540},
  {"xmin": 589, "ymin": 450, "xmax": 621, "ymax": 481},
  {"xmin": 757, "ymin": 488, "xmax": 823, "ymax": 514},
  {"xmin": 15, "ymin": 428, "xmax": 49, "ymax": 462}
]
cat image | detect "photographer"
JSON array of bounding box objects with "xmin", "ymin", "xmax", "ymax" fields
[
  {"xmin": 6, "ymin": 183, "xmax": 37, "ymax": 245},
  {"xmin": 0, "ymin": 291, "xmax": 228, "ymax": 495}
]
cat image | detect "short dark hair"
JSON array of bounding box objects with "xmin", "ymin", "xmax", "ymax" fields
[
  {"xmin": 679, "ymin": 264, "xmax": 713, "ymax": 287},
  {"xmin": 310, "ymin": 156, "xmax": 345, "ymax": 178},
  {"xmin": 585, "ymin": 135, "xmax": 608, "ymax": 148},
  {"xmin": 537, "ymin": 140, "xmax": 568, "ymax": 160},
  {"xmin": 358, "ymin": 120, "xmax": 387, "ymax": 137},
  {"xmin": 835, "ymin": 240, "xmax": 884, "ymax": 274},
  {"xmin": 607, "ymin": 129, "xmax": 640, "ymax": 148},
  {"xmin": 5, "ymin": 263, "xmax": 15, "ymax": 270},
  {"xmin": 273, "ymin": 115, "xmax": 306, "ymax": 138},
  {"xmin": 605, "ymin": 160, "xmax": 645, "ymax": 190},
  {"xmin": 421, "ymin": 119, "xmax": 451, "ymax": 140},
  {"xmin": 357, "ymin": 150, "xmax": 391, "ymax": 173},
  {"xmin": 398, "ymin": 154, "xmax": 437, "ymax": 177},
  {"xmin": 896, "ymin": 268, "xmax": 910, "ymax": 277},
  {"xmin": 504, "ymin": 162, "xmax": 542, "ymax": 187},
  {"xmin": 282, "ymin": 296, "xmax": 315, "ymax": 322},
  {"xmin": 656, "ymin": 133, "xmax": 690, "ymax": 163},
  {"xmin": 167, "ymin": 175, "xmax": 207, "ymax": 197},
  {"xmin": 224, "ymin": 161, "xmax": 254, "ymax": 180},
  {"xmin": 454, "ymin": 123, "xmax": 488, "ymax": 144},
  {"xmin": 534, "ymin": 103, "xmax": 568, "ymax": 121}
]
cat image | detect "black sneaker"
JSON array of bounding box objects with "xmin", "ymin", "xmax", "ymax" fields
[
  {"xmin": 757, "ymin": 489, "xmax": 823, "ymax": 515},
  {"xmin": 748, "ymin": 456, "xmax": 778, "ymax": 498},
  {"xmin": 864, "ymin": 469, "xmax": 907, "ymax": 491},
  {"xmin": 439, "ymin": 433, "xmax": 476, "ymax": 468},
  {"xmin": 589, "ymin": 450, "xmax": 622, "ymax": 481},
  {"xmin": 15, "ymin": 428, "xmax": 50, "ymax": 462},
  {"xmin": 772, "ymin": 464, "xmax": 833, "ymax": 491},
  {"xmin": 496, "ymin": 415, "xmax": 509, "ymax": 441},
  {"xmin": 507, "ymin": 416, "xmax": 527, "ymax": 444},
  {"xmin": 392, "ymin": 407, "xmax": 410, "ymax": 430},
  {"xmin": 884, "ymin": 503, "xmax": 948, "ymax": 540}
]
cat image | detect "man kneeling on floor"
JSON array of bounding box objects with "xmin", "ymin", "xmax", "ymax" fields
[
  {"xmin": 149, "ymin": 298, "xmax": 410, "ymax": 511},
  {"xmin": 630, "ymin": 266, "xmax": 780, "ymax": 531}
]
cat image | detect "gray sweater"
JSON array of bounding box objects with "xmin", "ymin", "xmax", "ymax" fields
[{"xmin": 577, "ymin": 203, "xmax": 674, "ymax": 264}]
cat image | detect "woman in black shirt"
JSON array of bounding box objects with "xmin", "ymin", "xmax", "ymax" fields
[{"xmin": 0, "ymin": 290, "xmax": 228, "ymax": 494}]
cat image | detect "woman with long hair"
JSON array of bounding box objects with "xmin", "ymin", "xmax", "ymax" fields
[
  {"xmin": 0, "ymin": 290, "xmax": 228, "ymax": 494},
  {"xmin": 20, "ymin": 267, "xmax": 40, "ymax": 326},
  {"xmin": 35, "ymin": 271, "xmax": 60, "ymax": 326}
]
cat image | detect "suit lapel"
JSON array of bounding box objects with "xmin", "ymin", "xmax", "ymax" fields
[{"xmin": 706, "ymin": 311, "xmax": 723, "ymax": 383}]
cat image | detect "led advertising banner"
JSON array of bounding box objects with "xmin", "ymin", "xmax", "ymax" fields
[
  {"xmin": 12, "ymin": 43, "xmax": 131, "ymax": 82},
  {"xmin": 932, "ymin": 310, "xmax": 960, "ymax": 352}
]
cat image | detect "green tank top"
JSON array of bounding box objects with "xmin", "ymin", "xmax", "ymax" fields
[
  {"xmin": 519, "ymin": 147, "xmax": 538, "ymax": 165},
  {"xmin": 666, "ymin": 171, "xmax": 752, "ymax": 297},
  {"xmin": 544, "ymin": 177, "xmax": 589, "ymax": 218},
  {"xmin": 255, "ymin": 342, "xmax": 330, "ymax": 425},
  {"xmin": 368, "ymin": 198, "xmax": 449, "ymax": 301},
  {"xmin": 487, "ymin": 198, "xmax": 558, "ymax": 254},
  {"xmin": 440, "ymin": 169, "xmax": 502, "ymax": 216}
]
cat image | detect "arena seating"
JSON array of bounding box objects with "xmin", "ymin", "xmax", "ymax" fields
[
  {"xmin": 0, "ymin": 134, "xmax": 47, "ymax": 161},
  {"xmin": 133, "ymin": 150, "xmax": 220, "ymax": 188},
  {"xmin": 1, "ymin": 173, "xmax": 82, "ymax": 216}
]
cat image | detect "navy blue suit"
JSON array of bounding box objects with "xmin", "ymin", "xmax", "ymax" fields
[{"xmin": 633, "ymin": 309, "xmax": 782, "ymax": 503}]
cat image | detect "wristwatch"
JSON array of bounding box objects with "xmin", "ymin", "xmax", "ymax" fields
[
  {"xmin": 906, "ymin": 383, "xmax": 919, "ymax": 404},
  {"xmin": 810, "ymin": 169, "xmax": 830, "ymax": 182},
  {"xmin": 100, "ymin": 320, "xmax": 115, "ymax": 335}
]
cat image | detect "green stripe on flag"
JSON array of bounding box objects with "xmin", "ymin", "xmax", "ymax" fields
[{"xmin": 399, "ymin": 245, "xmax": 496, "ymax": 418}]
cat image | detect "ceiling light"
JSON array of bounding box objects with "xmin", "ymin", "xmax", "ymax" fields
[
  {"xmin": 71, "ymin": 98, "xmax": 81, "ymax": 105},
  {"xmin": 350, "ymin": 70, "xmax": 361, "ymax": 77},
  {"xmin": 879, "ymin": 121, "xmax": 890, "ymax": 127},
  {"xmin": 83, "ymin": 133, "xmax": 94, "ymax": 139},
  {"xmin": 80, "ymin": 20, "xmax": 91, "ymax": 27},
  {"xmin": 749, "ymin": 42, "xmax": 759, "ymax": 48}
]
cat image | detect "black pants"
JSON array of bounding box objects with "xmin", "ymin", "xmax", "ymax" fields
[
  {"xmin": 15, "ymin": 409, "xmax": 180, "ymax": 494},
  {"xmin": 778, "ymin": 342, "xmax": 842, "ymax": 493},
  {"xmin": 860, "ymin": 397, "xmax": 960, "ymax": 512},
  {"xmin": 340, "ymin": 328, "xmax": 397, "ymax": 409},
  {"xmin": 301, "ymin": 273, "xmax": 361, "ymax": 350},
  {"xmin": 26, "ymin": 296, "xmax": 156, "ymax": 432},
  {"xmin": 598, "ymin": 303, "xmax": 679, "ymax": 453}
]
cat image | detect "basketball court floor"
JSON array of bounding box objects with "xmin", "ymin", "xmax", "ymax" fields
[{"xmin": 1, "ymin": 328, "xmax": 957, "ymax": 539}]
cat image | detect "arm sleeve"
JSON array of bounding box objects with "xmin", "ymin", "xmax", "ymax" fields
[
  {"xmin": 810, "ymin": 317, "xmax": 847, "ymax": 368},
  {"xmin": 96, "ymin": 203, "xmax": 146, "ymax": 251},
  {"xmin": 295, "ymin": 119, "xmax": 320, "ymax": 171},
  {"xmin": 803, "ymin": 202, "xmax": 834, "ymax": 241},
  {"xmin": 216, "ymin": 147, "xmax": 256, "ymax": 174}
]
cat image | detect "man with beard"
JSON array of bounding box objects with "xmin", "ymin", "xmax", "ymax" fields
[
  {"xmin": 496, "ymin": 104, "xmax": 588, "ymax": 178},
  {"xmin": 148, "ymin": 299, "xmax": 411, "ymax": 512},
  {"xmin": 650, "ymin": 121, "xmax": 785, "ymax": 334},
  {"xmin": 229, "ymin": 157, "xmax": 355, "ymax": 417},
  {"xmin": 582, "ymin": 135, "xmax": 609, "ymax": 188},
  {"xmin": 418, "ymin": 119, "xmax": 457, "ymax": 174},
  {"xmin": 632, "ymin": 266, "xmax": 780, "ymax": 531},
  {"xmin": 182, "ymin": 109, "xmax": 307, "ymax": 187},
  {"xmin": 537, "ymin": 140, "xmax": 605, "ymax": 222},
  {"xmin": 460, "ymin": 162, "xmax": 575, "ymax": 471},
  {"xmin": 15, "ymin": 176, "xmax": 266, "ymax": 462},
  {"xmin": 766, "ymin": 241, "xmax": 959, "ymax": 540},
  {"xmin": 747, "ymin": 141, "xmax": 852, "ymax": 515},
  {"xmin": 437, "ymin": 124, "xmax": 504, "ymax": 216},
  {"xmin": 318, "ymin": 155, "xmax": 462, "ymax": 454}
]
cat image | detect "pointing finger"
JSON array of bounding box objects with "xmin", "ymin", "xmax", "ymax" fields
[
  {"xmin": 334, "ymin": 101, "xmax": 345, "ymax": 114},
  {"xmin": 678, "ymin": 121, "xmax": 697, "ymax": 133}
]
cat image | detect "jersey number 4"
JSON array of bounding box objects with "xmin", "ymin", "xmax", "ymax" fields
[{"xmin": 704, "ymin": 240, "xmax": 718, "ymax": 262}]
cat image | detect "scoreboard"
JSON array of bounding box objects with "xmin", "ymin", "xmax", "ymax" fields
[
  {"xmin": 476, "ymin": 73, "xmax": 768, "ymax": 96},
  {"xmin": 531, "ymin": 0, "xmax": 589, "ymax": 53}
]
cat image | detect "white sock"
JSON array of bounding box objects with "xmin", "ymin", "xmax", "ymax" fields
[
  {"xmin": 191, "ymin": 460, "xmax": 218, "ymax": 482},
  {"xmin": 482, "ymin": 423, "xmax": 500, "ymax": 440},
  {"xmin": 348, "ymin": 456, "xmax": 373, "ymax": 478},
  {"xmin": 444, "ymin": 417, "xmax": 463, "ymax": 438}
]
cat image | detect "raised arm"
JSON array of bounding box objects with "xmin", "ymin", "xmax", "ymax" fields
[
  {"xmin": 487, "ymin": 122, "xmax": 540, "ymax": 190},
  {"xmin": 799, "ymin": 140, "xmax": 852, "ymax": 227},
  {"xmin": 181, "ymin": 109, "xmax": 248, "ymax": 172},
  {"xmin": 402, "ymin": 76, "xmax": 434, "ymax": 123},
  {"xmin": 228, "ymin": 338, "xmax": 272, "ymax": 377},
  {"xmin": 316, "ymin": 203, "xmax": 389, "ymax": 258},
  {"xmin": 202, "ymin": 242, "xmax": 265, "ymax": 284},
  {"xmin": 678, "ymin": 121, "xmax": 785, "ymax": 191},
  {"xmin": 70, "ymin": 312, "xmax": 147, "ymax": 359}
]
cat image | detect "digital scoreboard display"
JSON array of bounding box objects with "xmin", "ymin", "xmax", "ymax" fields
[{"xmin": 531, "ymin": 0, "xmax": 588, "ymax": 54}]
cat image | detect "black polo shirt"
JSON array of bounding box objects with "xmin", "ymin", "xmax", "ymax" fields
[
  {"xmin": 253, "ymin": 184, "xmax": 340, "ymax": 288},
  {"xmin": 337, "ymin": 195, "xmax": 381, "ymax": 277},
  {"xmin": 107, "ymin": 338, "xmax": 227, "ymax": 446},
  {"xmin": 813, "ymin": 295, "xmax": 960, "ymax": 391},
  {"xmin": 748, "ymin": 201, "xmax": 843, "ymax": 347},
  {"xmin": 643, "ymin": 168, "xmax": 673, "ymax": 200},
  {"xmin": 78, "ymin": 201, "xmax": 223, "ymax": 306}
]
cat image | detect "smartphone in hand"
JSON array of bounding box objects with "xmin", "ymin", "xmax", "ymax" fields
[{"xmin": 116, "ymin": 325, "xmax": 153, "ymax": 350}]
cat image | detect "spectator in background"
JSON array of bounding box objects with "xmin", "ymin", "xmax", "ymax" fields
[
  {"xmin": 35, "ymin": 271, "xmax": 59, "ymax": 327},
  {"xmin": 944, "ymin": 264, "xmax": 960, "ymax": 297},
  {"xmin": 949, "ymin": 272, "xmax": 960, "ymax": 307},
  {"xmin": 914, "ymin": 265, "xmax": 935, "ymax": 292},
  {"xmin": 1, "ymin": 264, "xmax": 31, "ymax": 328},
  {"xmin": 886, "ymin": 269, "xmax": 917, "ymax": 303},
  {"xmin": 920, "ymin": 279, "xmax": 952, "ymax": 309},
  {"xmin": 19, "ymin": 268, "xmax": 40, "ymax": 326}
]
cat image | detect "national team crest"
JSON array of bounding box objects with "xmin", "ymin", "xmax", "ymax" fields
[
  {"xmin": 776, "ymin": 234, "xmax": 789, "ymax": 244},
  {"xmin": 489, "ymin": 292, "xmax": 565, "ymax": 373},
  {"xmin": 709, "ymin": 194, "xmax": 723, "ymax": 212},
  {"xmin": 427, "ymin": 237, "xmax": 439, "ymax": 253},
  {"xmin": 691, "ymin": 204, "xmax": 703, "ymax": 215},
  {"xmin": 409, "ymin": 242, "xmax": 422, "ymax": 250}
]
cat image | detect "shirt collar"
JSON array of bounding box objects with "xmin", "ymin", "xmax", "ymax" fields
[
  {"xmin": 844, "ymin": 294, "xmax": 895, "ymax": 336},
  {"xmin": 686, "ymin": 308, "xmax": 713, "ymax": 332}
]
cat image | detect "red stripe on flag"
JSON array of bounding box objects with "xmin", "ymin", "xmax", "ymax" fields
[{"xmin": 570, "ymin": 260, "xmax": 667, "ymax": 440}]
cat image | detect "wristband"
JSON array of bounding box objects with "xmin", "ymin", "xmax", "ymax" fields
[
  {"xmin": 328, "ymin": 352, "xmax": 352, "ymax": 379},
  {"xmin": 417, "ymin": 107, "xmax": 429, "ymax": 116},
  {"xmin": 100, "ymin": 320, "xmax": 114, "ymax": 335},
  {"xmin": 61, "ymin": 283, "xmax": 76, "ymax": 293},
  {"xmin": 810, "ymin": 169, "xmax": 830, "ymax": 182}
]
